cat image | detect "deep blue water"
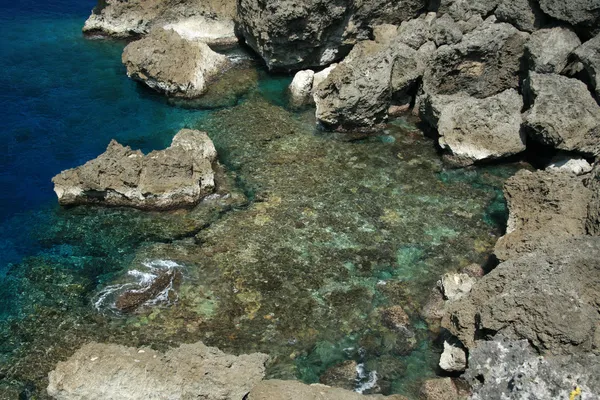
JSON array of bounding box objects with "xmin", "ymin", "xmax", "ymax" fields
[{"xmin": 0, "ymin": 1, "xmax": 209, "ymax": 271}]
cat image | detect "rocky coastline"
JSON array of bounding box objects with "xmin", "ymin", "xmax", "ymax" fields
[{"xmin": 9, "ymin": 0, "xmax": 600, "ymax": 398}]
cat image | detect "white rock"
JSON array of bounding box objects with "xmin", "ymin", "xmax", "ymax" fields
[
  {"xmin": 546, "ymin": 156, "xmax": 593, "ymax": 175},
  {"xmin": 439, "ymin": 341, "xmax": 467, "ymax": 372},
  {"xmin": 289, "ymin": 70, "xmax": 315, "ymax": 107},
  {"xmin": 439, "ymin": 273, "xmax": 476, "ymax": 301},
  {"xmin": 163, "ymin": 16, "xmax": 237, "ymax": 46},
  {"xmin": 312, "ymin": 63, "xmax": 338, "ymax": 92}
]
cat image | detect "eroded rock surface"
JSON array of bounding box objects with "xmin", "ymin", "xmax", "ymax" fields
[
  {"xmin": 494, "ymin": 0, "xmax": 546, "ymax": 32},
  {"xmin": 52, "ymin": 129, "xmax": 217, "ymax": 210},
  {"xmin": 525, "ymin": 27, "xmax": 581, "ymax": 73},
  {"xmin": 538, "ymin": 0, "xmax": 600, "ymax": 35},
  {"xmin": 444, "ymin": 236, "xmax": 600, "ymax": 353},
  {"xmin": 247, "ymin": 380, "xmax": 409, "ymax": 400},
  {"xmin": 439, "ymin": 341, "xmax": 467, "ymax": 372},
  {"xmin": 574, "ymin": 34, "xmax": 600, "ymax": 99},
  {"xmin": 523, "ymin": 72, "xmax": 600, "ymax": 156},
  {"xmin": 47, "ymin": 341, "xmax": 268, "ymax": 400},
  {"xmin": 122, "ymin": 29, "xmax": 232, "ymax": 98}
]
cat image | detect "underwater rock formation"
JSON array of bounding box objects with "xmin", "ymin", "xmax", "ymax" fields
[
  {"xmin": 236, "ymin": 0, "xmax": 427, "ymax": 70},
  {"xmin": 82, "ymin": 0, "xmax": 237, "ymax": 39},
  {"xmin": 523, "ymin": 72, "xmax": 600, "ymax": 157},
  {"xmin": 122, "ymin": 28, "xmax": 232, "ymax": 99},
  {"xmin": 465, "ymin": 336, "xmax": 600, "ymax": 400},
  {"xmin": 52, "ymin": 129, "xmax": 217, "ymax": 210},
  {"xmin": 47, "ymin": 341, "xmax": 268, "ymax": 399},
  {"xmin": 247, "ymin": 379, "xmax": 409, "ymax": 399},
  {"xmin": 443, "ymin": 236, "xmax": 600, "ymax": 353}
]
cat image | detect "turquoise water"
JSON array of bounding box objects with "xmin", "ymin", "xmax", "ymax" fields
[{"xmin": 0, "ymin": 2, "xmax": 520, "ymax": 398}]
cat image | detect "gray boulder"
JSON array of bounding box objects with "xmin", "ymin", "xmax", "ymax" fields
[
  {"xmin": 538, "ymin": 0, "xmax": 600, "ymax": 35},
  {"xmin": 314, "ymin": 40, "xmax": 396, "ymax": 130},
  {"xmin": 423, "ymin": 19, "xmax": 529, "ymax": 98},
  {"xmin": 431, "ymin": 14, "xmax": 463, "ymax": 46},
  {"xmin": 395, "ymin": 12, "xmax": 436, "ymax": 49},
  {"xmin": 573, "ymin": 34, "xmax": 600, "ymax": 99},
  {"xmin": 494, "ymin": 0, "xmax": 546, "ymax": 32},
  {"xmin": 419, "ymin": 378, "xmax": 459, "ymax": 400},
  {"xmin": 586, "ymin": 163, "xmax": 600, "ymax": 235},
  {"xmin": 122, "ymin": 28, "xmax": 232, "ymax": 99},
  {"xmin": 465, "ymin": 336, "xmax": 600, "ymax": 400},
  {"xmin": 83, "ymin": 0, "xmax": 237, "ymax": 39},
  {"xmin": 439, "ymin": 272, "xmax": 476, "ymax": 301},
  {"xmin": 47, "ymin": 341, "xmax": 268, "ymax": 400},
  {"xmin": 52, "ymin": 129, "xmax": 217, "ymax": 210},
  {"xmin": 523, "ymin": 72, "xmax": 600, "ymax": 156},
  {"xmin": 495, "ymin": 168, "xmax": 593, "ymax": 261},
  {"xmin": 236, "ymin": 0, "xmax": 427, "ymax": 70},
  {"xmin": 420, "ymin": 89, "xmax": 525, "ymax": 165},
  {"xmin": 437, "ymin": 0, "xmax": 499, "ymax": 22},
  {"xmin": 443, "ymin": 236, "xmax": 600, "ymax": 354},
  {"xmin": 525, "ymin": 27, "xmax": 581, "ymax": 73}
]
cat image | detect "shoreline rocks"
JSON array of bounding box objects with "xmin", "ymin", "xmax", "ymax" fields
[
  {"xmin": 52, "ymin": 129, "xmax": 218, "ymax": 210},
  {"xmin": 47, "ymin": 341, "xmax": 268, "ymax": 400}
]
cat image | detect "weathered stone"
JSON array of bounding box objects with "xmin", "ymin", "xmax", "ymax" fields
[
  {"xmin": 247, "ymin": 380, "xmax": 409, "ymax": 400},
  {"xmin": 523, "ymin": 72, "xmax": 600, "ymax": 156},
  {"xmin": 122, "ymin": 28, "xmax": 232, "ymax": 98},
  {"xmin": 289, "ymin": 70, "xmax": 315, "ymax": 108},
  {"xmin": 437, "ymin": 0, "xmax": 499, "ymax": 22},
  {"xmin": 419, "ymin": 377, "xmax": 458, "ymax": 400},
  {"xmin": 115, "ymin": 268, "xmax": 183, "ymax": 312},
  {"xmin": 162, "ymin": 16, "xmax": 237, "ymax": 46},
  {"xmin": 494, "ymin": 0, "xmax": 546, "ymax": 32},
  {"xmin": 495, "ymin": 169, "xmax": 593, "ymax": 261},
  {"xmin": 465, "ymin": 336, "xmax": 600, "ymax": 400},
  {"xmin": 423, "ymin": 19, "xmax": 528, "ymax": 98},
  {"xmin": 525, "ymin": 27, "xmax": 581, "ymax": 73},
  {"xmin": 381, "ymin": 305, "xmax": 411, "ymax": 332},
  {"xmin": 47, "ymin": 341, "xmax": 268, "ymax": 400},
  {"xmin": 439, "ymin": 273, "xmax": 476, "ymax": 301},
  {"xmin": 83, "ymin": 0, "xmax": 236, "ymax": 39},
  {"xmin": 573, "ymin": 34, "xmax": 600, "ymax": 99},
  {"xmin": 546, "ymin": 155, "xmax": 593, "ymax": 175},
  {"xmin": 314, "ymin": 40, "xmax": 395, "ymax": 130},
  {"xmin": 538, "ymin": 0, "xmax": 600, "ymax": 35},
  {"xmin": 236, "ymin": 0, "xmax": 428, "ymax": 70},
  {"xmin": 421, "ymin": 89, "xmax": 525, "ymax": 165},
  {"xmin": 431, "ymin": 14, "xmax": 463, "ymax": 46},
  {"xmin": 391, "ymin": 43, "xmax": 422, "ymax": 103},
  {"xmin": 319, "ymin": 360, "xmax": 358, "ymax": 391},
  {"xmin": 445, "ymin": 236, "xmax": 600, "ymax": 353},
  {"xmin": 313, "ymin": 63, "xmax": 339, "ymax": 90},
  {"xmin": 586, "ymin": 163, "xmax": 600, "ymax": 235},
  {"xmin": 396, "ymin": 13, "xmax": 436, "ymax": 49},
  {"xmin": 439, "ymin": 340, "xmax": 467, "ymax": 372},
  {"xmin": 52, "ymin": 129, "xmax": 217, "ymax": 210},
  {"xmin": 373, "ymin": 24, "xmax": 400, "ymax": 45}
]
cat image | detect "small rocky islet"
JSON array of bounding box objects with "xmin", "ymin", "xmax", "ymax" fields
[{"xmin": 1, "ymin": 0, "xmax": 600, "ymax": 399}]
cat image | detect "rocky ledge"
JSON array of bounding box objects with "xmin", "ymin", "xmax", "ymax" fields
[
  {"xmin": 52, "ymin": 129, "xmax": 218, "ymax": 210},
  {"xmin": 47, "ymin": 341, "xmax": 268, "ymax": 400}
]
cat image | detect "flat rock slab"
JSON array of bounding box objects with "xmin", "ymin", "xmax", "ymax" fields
[
  {"xmin": 52, "ymin": 129, "xmax": 217, "ymax": 210},
  {"xmin": 247, "ymin": 380, "xmax": 409, "ymax": 400},
  {"xmin": 47, "ymin": 341, "xmax": 268, "ymax": 400}
]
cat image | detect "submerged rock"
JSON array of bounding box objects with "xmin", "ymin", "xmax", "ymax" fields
[
  {"xmin": 319, "ymin": 360, "xmax": 359, "ymax": 391},
  {"xmin": 444, "ymin": 236, "xmax": 600, "ymax": 353},
  {"xmin": 423, "ymin": 19, "xmax": 528, "ymax": 99},
  {"xmin": 122, "ymin": 28, "xmax": 232, "ymax": 99},
  {"xmin": 525, "ymin": 27, "xmax": 581, "ymax": 73},
  {"xmin": 421, "ymin": 89, "xmax": 525, "ymax": 165},
  {"xmin": 82, "ymin": 0, "xmax": 236, "ymax": 39},
  {"xmin": 465, "ymin": 336, "xmax": 600, "ymax": 400},
  {"xmin": 523, "ymin": 72, "xmax": 600, "ymax": 156},
  {"xmin": 52, "ymin": 129, "xmax": 217, "ymax": 210},
  {"xmin": 115, "ymin": 268, "xmax": 183, "ymax": 312},
  {"xmin": 419, "ymin": 377, "xmax": 459, "ymax": 400},
  {"xmin": 47, "ymin": 341, "xmax": 268, "ymax": 399},
  {"xmin": 247, "ymin": 379, "xmax": 409, "ymax": 399},
  {"xmin": 573, "ymin": 33, "xmax": 600, "ymax": 99},
  {"xmin": 495, "ymin": 169, "xmax": 593, "ymax": 261}
]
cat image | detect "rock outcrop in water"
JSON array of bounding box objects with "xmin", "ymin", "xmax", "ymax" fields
[
  {"xmin": 122, "ymin": 28, "xmax": 232, "ymax": 99},
  {"xmin": 52, "ymin": 129, "xmax": 217, "ymax": 210},
  {"xmin": 47, "ymin": 341, "xmax": 268, "ymax": 400},
  {"xmin": 83, "ymin": 0, "xmax": 237, "ymax": 42}
]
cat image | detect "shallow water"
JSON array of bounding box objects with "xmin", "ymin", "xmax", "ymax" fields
[{"xmin": 0, "ymin": 1, "xmax": 521, "ymax": 398}]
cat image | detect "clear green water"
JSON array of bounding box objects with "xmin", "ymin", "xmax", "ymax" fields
[{"xmin": 0, "ymin": 3, "xmax": 521, "ymax": 399}]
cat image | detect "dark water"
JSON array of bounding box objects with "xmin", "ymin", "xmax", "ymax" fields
[{"xmin": 0, "ymin": 1, "xmax": 520, "ymax": 398}]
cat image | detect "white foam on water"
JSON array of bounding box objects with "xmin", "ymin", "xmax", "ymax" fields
[{"xmin": 355, "ymin": 362, "xmax": 378, "ymax": 394}]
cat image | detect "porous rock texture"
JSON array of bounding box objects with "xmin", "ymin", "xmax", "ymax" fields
[
  {"xmin": 420, "ymin": 89, "xmax": 525, "ymax": 165},
  {"xmin": 52, "ymin": 129, "xmax": 217, "ymax": 210},
  {"xmin": 422, "ymin": 18, "xmax": 528, "ymax": 99},
  {"xmin": 47, "ymin": 341, "xmax": 268, "ymax": 400},
  {"xmin": 122, "ymin": 28, "xmax": 232, "ymax": 98},
  {"xmin": 587, "ymin": 163, "xmax": 600, "ymax": 235},
  {"xmin": 494, "ymin": 168, "xmax": 593, "ymax": 261},
  {"xmin": 443, "ymin": 236, "xmax": 600, "ymax": 354},
  {"xmin": 574, "ymin": 33, "xmax": 600, "ymax": 99},
  {"xmin": 537, "ymin": 0, "xmax": 600, "ymax": 36},
  {"xmin": 465, "ymin": 336, "xmax": 600, "ymax": 400},
  {"xmin": 525, "ymin": 27, "xmax": 581, "ymax": 73},
  {"xmin": 494, "ymin": 0, "xmax": 546, "ymax": 32},
  {"xmin": 246, "ymin": 379, "xmax": 409, "ymax": 400},
  {"xmin": 439, "ymin": 341, "xmax": 467, "ymax": 372},
  {"xmin": 83, "ymin": 0, "xmax": 237, "ymax": 40},
  {"xmin": 236, "ymin": 0, "xmax": 427, "ymax": 70},
  {"xmin": 419, "ymin": 377, "xmax": 459, "ymax": 400},
  {"xmin": 523, "ymin": 72, "xmax": 600, "ymax": 156}
]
